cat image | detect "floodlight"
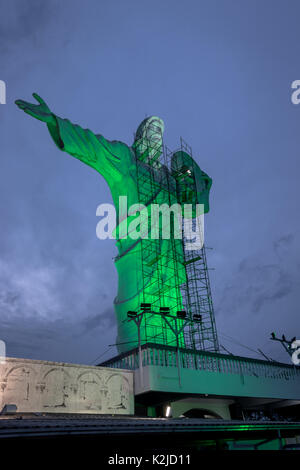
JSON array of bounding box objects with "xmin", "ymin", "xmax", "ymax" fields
[
  {"xmin": 127, "ymin": 311, "xmax": 137, "ymax": 318},
  {"xmin": 141, "ymin": 303, "xmax": 151, "ymax": 311},
  {"xmin": 176, "ymin": 310, "xmax": 186, "ymax": 319},
  {"xmin": 160, "ymin": 307, "xmax": 170, "ymax": 314},
  {"xmin": 193, "ymin": 314, "xmax": 202, "ymax": 322}
]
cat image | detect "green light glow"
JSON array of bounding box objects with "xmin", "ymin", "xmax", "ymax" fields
[{"xmin": 15, "ymin": 95, "xmax": 213, "ymax": 353}]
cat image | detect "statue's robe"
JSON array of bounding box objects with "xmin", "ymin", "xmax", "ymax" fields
[{"xmin": 47, "ymin": 116, "xmax": 188, "ymax": 353}]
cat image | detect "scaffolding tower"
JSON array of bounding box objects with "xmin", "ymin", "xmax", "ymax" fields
[{"xmin": 132, "ymin": 125, "xmax": 219, "ymax": 353}]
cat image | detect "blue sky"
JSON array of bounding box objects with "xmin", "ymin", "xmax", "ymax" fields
[{"xmin": 0, "ymin": 0, "xmax": 299, "ymax": 365}]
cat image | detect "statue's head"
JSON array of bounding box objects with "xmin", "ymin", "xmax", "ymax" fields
[{"xmin": 133, "ymin": 116, "xmax": 164, "ymax": 168}]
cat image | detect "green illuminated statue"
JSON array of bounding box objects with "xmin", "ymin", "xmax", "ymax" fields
[{"xmin": 15, "ymin": 94, "xmax": 212, "ymax": 353}]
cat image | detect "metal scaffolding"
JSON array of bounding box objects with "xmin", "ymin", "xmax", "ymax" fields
[{"xmin": 132, "ymin": 124, "xmax": 219, "ymax": 353}]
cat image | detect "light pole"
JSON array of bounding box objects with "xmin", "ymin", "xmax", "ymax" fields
[
  {"xmin": 126, "ymin": 306, "xmax": 203, "ymax": 389},
  {"xmin": 127, "ymin": 308, "xmax": 148, "ymax": 388}
]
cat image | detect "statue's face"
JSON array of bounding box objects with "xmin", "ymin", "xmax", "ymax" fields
[
  {"xmin": 146, "ymin": 125, "xmax": 162, "ymax": 145},
  {"xmin": 133, "ymin": 116, "xmax": 164, "ymax": 167}
]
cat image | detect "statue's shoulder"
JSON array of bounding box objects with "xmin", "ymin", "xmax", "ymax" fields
[
  {"xmin": 93, "ymin": 136, "xmax": 135, "ymax": 169},
  {"xmin": 96, "ymin": 135, "xmax": 130, "ymax": 153}
]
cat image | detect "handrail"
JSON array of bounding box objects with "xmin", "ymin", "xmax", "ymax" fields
[
  {"xmin": 99, "ymin": 343, "xmax": 300, "ymax": 381},
  {"xmin": 100, "ymin": 342, "xmax": 296, "ymax": 368}
]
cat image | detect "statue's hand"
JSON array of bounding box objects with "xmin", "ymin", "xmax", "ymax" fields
[{"xmin": 15, "ymin": 93, "xmax": 56, "ymax": 125}]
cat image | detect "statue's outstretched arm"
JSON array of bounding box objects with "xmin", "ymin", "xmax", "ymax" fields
[{"xmin": 15, "ymin": 93, "xmax": 124, "ymax": 180}]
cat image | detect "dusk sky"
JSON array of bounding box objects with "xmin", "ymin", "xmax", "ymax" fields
[{"xmin": 0, "ymin": 0, "xmax": 299, "ymax": 365}]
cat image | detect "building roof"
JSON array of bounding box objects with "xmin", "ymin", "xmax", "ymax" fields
[{"xmin": 0, "ymin": 414, "xmax": 299, "ymax": 440}]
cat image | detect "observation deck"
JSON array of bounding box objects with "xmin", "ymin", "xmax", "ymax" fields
[{"xmin": 100, "ymin": 343, "xmax": 300, "ymax": 402}]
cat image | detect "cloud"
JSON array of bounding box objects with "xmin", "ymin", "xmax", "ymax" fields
[
  {"xmin": 79, "ymin": 308, "xmax": 116, "ymax": 336},
  {"xmin": 0, "ymin": 298, "xmax": 117, "ymax": 364},
  {"xmin": 240, "ymin": 261, "xmax": 293, "ymax": 313},
  {"xmin": 273, "ymin": 233, "xmax": 294, "ymax": 256},
  {"xmin": 0, "ymin": 0, "xmax": 57, "ymax": 51},
  {"xmin": 216, "ymin": 234, "xmax": 297, "ymax": 317},
  {"xmin": 0, "ymin": 259, "xmax": 63, "ymax": 320},
  {"xmin": 0, "ymin": 250, "xmax": 117, "ymax": 363}
]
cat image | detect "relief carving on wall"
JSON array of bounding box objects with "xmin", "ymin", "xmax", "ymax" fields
[
  {"xmin": 106, "ymin": 374, "xmax": 130, "ymax": 411},
  {"xmin": 1, "ymin": 365, "xmax": 35, "ymax": 404}
]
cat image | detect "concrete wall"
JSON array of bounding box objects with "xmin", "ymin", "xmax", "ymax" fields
[
  {"xmin": 170, "ymin": 397, "xmax": 233, "ymax": 419},
  {"xmin": 0, "ymin": 357, "xmax": 134, "ymax": 415},
  {"xmin": 135, "ymin": 365, "xmax": 300, "ymax": 401}
]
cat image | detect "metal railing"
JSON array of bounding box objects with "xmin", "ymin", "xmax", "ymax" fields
[{"xmin": 101, "ymin": 343, "xmax": 300, "ymax": 381}]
